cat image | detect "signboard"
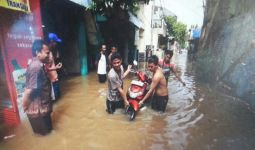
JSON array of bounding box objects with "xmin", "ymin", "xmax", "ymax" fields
[
  {"xmin": 0, "ymin": 0, "xmax": 43, "ymax": 122},
  {"xmin": 138, "ymin": 52, "xmax": 145, "ymax": 62},
  {"xmin": 152, "ymin": 6, "xmax": 162, "ymax": 28},
  {"xmin": 1, "ymin": 3, "xmax": 42, "ymax": 72},
  {"xmin": 0, "ymin": 0, "xmax": 30, "ymax": 13},
  {"xmin": 152, "ymin": 19, "xmax": 162, "ymax": 28},
  {"xmin": 146, "ymin": 45, "xmax": 154, "ymax": 50}
]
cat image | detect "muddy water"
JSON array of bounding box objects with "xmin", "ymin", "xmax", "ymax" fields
[{"xmin": 1, "ymin": 50, "xmax": 255, "ymax": 150}]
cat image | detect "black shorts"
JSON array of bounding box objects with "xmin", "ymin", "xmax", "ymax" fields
[
  {"xmin": 106, "ymin": 99, "xmax": 124, "ymax": 114},
  {"xmin": 98, "ymin": 74, "xmax": 107, "ymax": 83},
  {"xmin": 151, "ymin": 95, "xmax": 169, "ymax": 112},
  {"xmin": 27, "ymin": 114, "xmax": 52, "ymax": 135}
]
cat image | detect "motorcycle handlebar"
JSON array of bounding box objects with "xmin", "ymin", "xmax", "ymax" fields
[{"xmin": 129, "ymin": 69, "xmax": 137, "ymax": 73}]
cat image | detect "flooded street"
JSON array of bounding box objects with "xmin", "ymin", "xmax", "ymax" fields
[{"xmin": 1, "ymin": 50, "xmax": 255, "ymax": 150}]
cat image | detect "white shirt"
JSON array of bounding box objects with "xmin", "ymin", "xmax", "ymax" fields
[{"xmin": 97, "ymin": 54, "xmax": 107, "ymax": 74}]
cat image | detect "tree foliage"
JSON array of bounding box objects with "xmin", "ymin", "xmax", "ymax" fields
[
  {"xmin": 91, "ymin": 0, "xmax": 150, "ymax": 16},
  {"xmin": 165, "ymin": 16, "xmax": 187, "ymax": 48},
  {"xmin": 87, "ymin": 0, "xmax": 150, "ymax": 55}
]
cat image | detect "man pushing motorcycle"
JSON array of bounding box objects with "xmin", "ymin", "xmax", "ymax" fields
[
  {"xmin": 106, "ymin": 52, "xmax": 132, "ymax": 114},
  {"xmin": 139, "ymin": 55, "xmax": 169, "ymax": 113}
]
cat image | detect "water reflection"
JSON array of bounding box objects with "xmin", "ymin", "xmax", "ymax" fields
[
  {"xmin": 164, "ymin": 50, "xmax": 203, "ymax": 149},
  {"xmin": 1, "ymin": 50, "xmax": 255, "ymax": 150}
]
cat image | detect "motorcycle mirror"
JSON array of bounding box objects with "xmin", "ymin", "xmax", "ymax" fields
[{"xmin": 133, "ymin": 60, "xmax": 138, "ymax": 66}]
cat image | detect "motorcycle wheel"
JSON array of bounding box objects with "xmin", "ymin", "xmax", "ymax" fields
[{"xmin": 126, "ymin": 106, "xmax": 136, "ymax": 121}]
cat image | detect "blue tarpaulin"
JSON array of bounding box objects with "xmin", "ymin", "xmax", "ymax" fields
[{"xmin": 192, "ymin": 29, "xmax": 201, "ymax": 39}]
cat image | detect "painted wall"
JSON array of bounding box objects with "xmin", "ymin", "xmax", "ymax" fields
[
  {"xmin": 137, "ymin": 2, "xmax": 169, "ymax": 53},
  {"xmin": 137, "ymin": 2, "xmax": 153, "ymax": 53},
  {"xmin": 197, "ymin": 0, "xmax": 255, "ymax": 108}
]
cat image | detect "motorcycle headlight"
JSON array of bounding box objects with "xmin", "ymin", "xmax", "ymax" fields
[{"xmin": 129, "ymin": 91, "xmax": 143, "ymax": 99}]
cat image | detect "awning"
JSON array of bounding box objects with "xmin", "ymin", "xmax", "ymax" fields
[
  {"xmin": 128, "ymin": 12, "xmax": 143, "ymax": 29},
  {"xmin": 0, "ymin": 0, "xmax": 30, "ymax": 13},
  {"xmin": 68, "ymin": 0, "xmax": 92, "ymax": 8}
]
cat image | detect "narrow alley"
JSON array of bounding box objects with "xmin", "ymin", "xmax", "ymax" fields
[
  {"xmin": 2, "ymin": 0, "xmax": 255, "ymax": 150},
  {"xmin": 1, "ymin": 50, "xmax": 255, "ymax": 150}
]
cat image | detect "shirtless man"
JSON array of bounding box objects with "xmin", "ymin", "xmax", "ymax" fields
[
  {"xmin": 159, "ymin": 50, "xmax": 185, "ymax": 85},
  {"xmin": 139, "ymin": 55, "xmax": 169, "ymax": 113}
]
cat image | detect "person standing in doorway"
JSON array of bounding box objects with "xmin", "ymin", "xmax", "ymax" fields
[
  {"xmin": 95, "ymin": 44, "xmax": 108, "ymax": 83},
  {"xmin": 106, "ymin": 52, "xmax": 131, "ymax": 114},
  {"xmin": 45, "ymin": 33, "xmax": 63, "ymax": 100},
  {"xmin": 139, "ymin": 55, "xmax": 169, "ymax": 113},
  {"xmin": 22, "ymin": 39, "xmax": 53, "ymax": 135}
]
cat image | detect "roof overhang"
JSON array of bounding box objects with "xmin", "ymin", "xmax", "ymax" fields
[
  {"xmin": 128, "ymin": 12, "xmax": 143, "ymax": 29},
  {"xmin": 68, "ymin": 0, "xmax": 92, "ymax": 8}
]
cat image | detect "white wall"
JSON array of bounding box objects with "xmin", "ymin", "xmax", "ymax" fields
[
  {"xmin": 137, "ymin": 2, "xmax": 153, "ymax": 53},
  {"xmin": 136, "ymin": 1, "xmax": 168, "ymax": 53}
]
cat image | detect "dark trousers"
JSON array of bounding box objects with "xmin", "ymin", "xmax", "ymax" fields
[
  {"xmin": 151, "ymin": 95, "xmax": 169, "ymax": 113},
  {"xmin": 52, "ymin": 81, "xmax": 60, "ymax": 99},
  {"xmin": 28, "ymin": 114, "xmax": 52, "ymax": 135},
  {"xmin": 106, "ymin": 99, "xmax": 124, "ymax": 114},
  {"xmin": 98, "ymin": 74, "xmax": 107, "ymax": 83}
]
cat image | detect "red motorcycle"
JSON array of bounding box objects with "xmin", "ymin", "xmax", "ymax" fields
[{"xmin": 126, "ymin": 69, "xmax": 151, "ymax": 121}]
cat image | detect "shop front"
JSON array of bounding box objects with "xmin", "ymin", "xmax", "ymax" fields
[{"xmin": 0, "ymin": 0, "xmax": 43, "ymax": 125}]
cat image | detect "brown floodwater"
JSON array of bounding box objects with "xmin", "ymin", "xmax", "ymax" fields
[{"xmin": 1, "ymin": 50, "xmax": 255, "ymax": 150}]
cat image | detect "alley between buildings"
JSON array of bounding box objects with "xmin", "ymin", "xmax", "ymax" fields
[{"xmin": 1, "ymin": 50, "xmax": 255, "ymax": 150}]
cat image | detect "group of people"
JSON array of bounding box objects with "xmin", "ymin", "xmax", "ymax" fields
[
  {"xmin": 22, "ymin": 33, "xmax": 63, "ymax": 136},
  {"xmin": 97, "ymin": 43, "xmax": 185, "ymax": 115},
  {"xmin": 95, "ymin": 44, "xmax": 118, "ymax": 83},
  {"xmin": 22, "ymin": 40, "xmax": 184, "ymax": 136},
  {"xmin": 94, "ymin": 44, "xmax": 130, "ymax": 113}
]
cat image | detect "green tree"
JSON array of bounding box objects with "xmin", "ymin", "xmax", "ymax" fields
[
  {"xmin": 165, "ymin": 16, "xmax": 187, "ymax": 48},
  {"xmin": 90, "ymin": 0, "xmax": 150, "ymax": 16},
  {"xmin": 88, "ymin": 0, "xmax": 150, "ymax": 40},
  {"xmin": 88, "ymin": 0, "xmax": 150, "ymax": 62}
]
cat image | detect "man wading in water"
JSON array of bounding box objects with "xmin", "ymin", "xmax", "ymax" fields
[
  {"xmin": 139, "ymin": 55, "xmax": 169, "ymax": 113},
  {"xmin": 159, "ymin": 50, "xmax": 185, "ymax": 85},
  {"xmin": 106, "ymin": 52, "xmax": 131, "ymax": 114}
]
